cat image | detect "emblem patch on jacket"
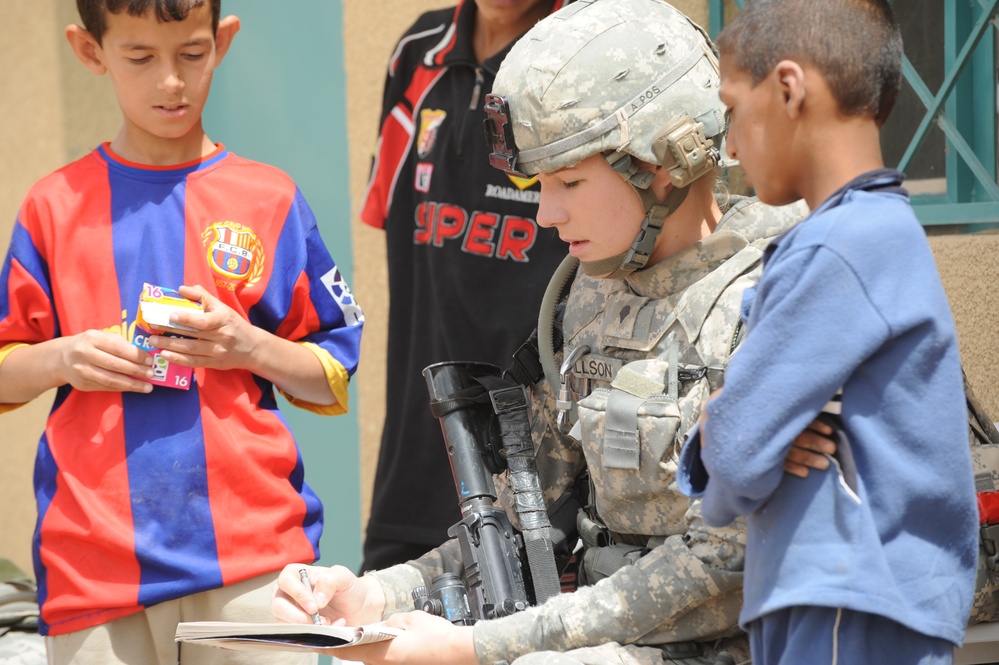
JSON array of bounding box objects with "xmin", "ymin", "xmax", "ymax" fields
[{"xmin": 417, "ymin": 109, "xmax": 447, "ymax": 157}]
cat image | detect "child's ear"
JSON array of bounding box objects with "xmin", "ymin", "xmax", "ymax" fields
[
  {"xmin": 775, "ymin": 59, "xmax": 806, "ymax": 120},
  {"xmin": 65, "ymin": 24, "xmax": 106, "ymax": 75},
  {"xmin": 213, "ymin": 15, "xmax": 241, "ymax": 64}
]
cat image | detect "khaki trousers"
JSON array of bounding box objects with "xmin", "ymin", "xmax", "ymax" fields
[{"xmin": 46, "ymin": 572, "xmax": 316, "ymax": 665}]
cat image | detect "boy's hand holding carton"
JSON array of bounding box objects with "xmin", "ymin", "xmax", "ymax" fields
[{"xmin": 133, "ymin": 283, "xmax": 203, "ymax": 390}]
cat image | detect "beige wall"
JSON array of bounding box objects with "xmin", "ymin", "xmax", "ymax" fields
[
  {"xmin": 2, "ymin": 0, "xmax": 997, "ymax": 579},
  {"xmin": 930, "ymin": 234, "xmax": 999, "ymax": 416},
  {"xmin": 0, "ymin": 2, "xmax": 120, "ymax": 574},
  {"xmin": 342, "ymin": 0, "xmax": 431, "ymax": 543}
]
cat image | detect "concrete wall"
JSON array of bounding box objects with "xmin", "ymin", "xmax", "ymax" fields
[
  {"xmin": 0, "ymin": 1, "xmax": 120, "ymax": 574},
  {"xmin": 2, "ymin": 0, "xmax": 996, "ymax": 580},
  {"xmin": 930, "ymin": 234, "xmax": 999, "ymax": 418}
]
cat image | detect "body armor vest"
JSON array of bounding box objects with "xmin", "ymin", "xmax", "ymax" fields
[{"xmin": 560, "ymin": 197, "xmax": 804, "ymax": 540}]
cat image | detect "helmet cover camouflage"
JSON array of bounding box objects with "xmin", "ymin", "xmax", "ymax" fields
[{"xmin": 492, "ymin": 0, "xmax": 725, "ymax": 177}]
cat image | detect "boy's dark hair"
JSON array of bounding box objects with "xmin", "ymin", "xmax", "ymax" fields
[
  {"xmin": 717, "ymin": 0, "xmax": 902, "ymax": 126},
  {"xmin": 76, "ymin": 0, "xmax": 221, "ymax": 45}
]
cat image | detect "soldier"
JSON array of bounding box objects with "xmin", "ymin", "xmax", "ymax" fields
[{"xmin": 273, "ymin": 1, "xmax": 831, "ymax": 663}]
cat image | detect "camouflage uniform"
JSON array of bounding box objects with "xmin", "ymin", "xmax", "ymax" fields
[
  {"xmin": 366, "ymin": 0, "xmax": 809, "ymax": 663},
  {"xmin": 368, "ymin": 197, "xmax": 804, "ymax": 665}
]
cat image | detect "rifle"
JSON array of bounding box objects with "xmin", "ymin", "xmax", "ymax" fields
[{"xmin": 416, "ymin": 361, "xmax": 561, "ymax": 623}]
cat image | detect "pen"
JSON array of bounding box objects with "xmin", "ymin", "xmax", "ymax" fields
[{"xmin": 298, "ymin": 567, "xmax": 323, "ymax": 626}]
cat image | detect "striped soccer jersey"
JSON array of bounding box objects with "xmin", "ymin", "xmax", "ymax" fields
[{"xmin": 0, "ymin": 143, "xmax": 363, "ymax": 635}]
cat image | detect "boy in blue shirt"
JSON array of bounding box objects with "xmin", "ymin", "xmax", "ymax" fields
[{"xmin": 677, "ymin": 1, "xmax": 979, "ymax": 663}]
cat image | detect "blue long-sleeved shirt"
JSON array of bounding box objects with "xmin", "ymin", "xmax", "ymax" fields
[{"xmin": 677, "ymin": 170, "xmax": 977, "ymax": 646}]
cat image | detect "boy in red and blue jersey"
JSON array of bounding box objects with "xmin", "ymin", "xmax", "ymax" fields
[{"xmin": 0, "ymin": 1, "xmax": 362, "ymax": 663}]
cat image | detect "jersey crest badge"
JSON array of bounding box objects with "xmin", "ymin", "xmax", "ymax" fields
[
  {"xmin": 417, "ymin": 109, "xmax": 447, "ymax": 157},
  {"xmin": 202, "ymin": 221, "xmax": 265, "ymax": 287}
]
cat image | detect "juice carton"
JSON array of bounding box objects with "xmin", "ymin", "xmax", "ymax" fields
[
  {"xmin": 136, "ymin": 283, "xmax": 203, "ymax": 333},
  {"xmin": 132, "ymin": 284, "xmax": 202, "ymax": 390}
]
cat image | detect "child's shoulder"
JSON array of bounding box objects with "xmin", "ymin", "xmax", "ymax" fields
[
  {"xmin": 825, "ymin": 186, "xmax": 920, "ymax": 237},
  {"xmin": 214, "ymin": 151, "xmax": 296, "ymax": 189},
  {"xmin": 21, "ymin": 149, "xmax": 106, "ymax": 203},
  {"xmin": 412, "ymin": 5, "xmax": 456, "ymax": 28},
  {"xmin": 792, "ymin": 188, "xmax": 927, "ymax": 268},
  {"xmin": 183, "ymin": 151, "xmax": 301, "ymax": 209},
  {"xmin": 386, "ymin": 6, "xmax": 458, "ymax": 76},
  {"xmin": 403, "ymin": 5, "xmax": 457, "ymax": 41}
]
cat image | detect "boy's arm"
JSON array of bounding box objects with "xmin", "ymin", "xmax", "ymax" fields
[
  {"xmin": 0, "ymin": 332, "xmax": 154, "ymax": 406},
  {"xmin": 149, "ymin": 188, "xmax": 361, "ymax": 413},
  {"xmin": 146, "ymin": 286, "xmax": 344, "ymax": 407},
  {"xmin": 678, "ymin": 410, "xmax": 837, "ymax": 524},
  {"xmin": 690, "ymin": 245, "xmax": 889, "ymax": 521},
  {"xmin": 0, "ymin": 214, "xmax": 152, "ymax": 405}
]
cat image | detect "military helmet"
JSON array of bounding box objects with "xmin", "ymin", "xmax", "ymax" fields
[{"xmin": 487, "ymin": 0, "xmax": 725, "ymax": 185}]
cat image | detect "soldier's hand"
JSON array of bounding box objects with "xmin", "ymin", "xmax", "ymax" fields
[
  {"xmin": 783, "ymin": 418, "xmax": 837, "ymax": 478},
  {"xmin": 272, "ymin": 564, "xmax": 386, "ymax": 629},
  {"xmin": 331, "ymin": 610, "xmax": 476, "ymax": 665}
]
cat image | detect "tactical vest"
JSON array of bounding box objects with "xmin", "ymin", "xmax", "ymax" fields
[
  {"xmin": 559, "ymin": 198, "xmax": 793, "ymax": 543},
  {"xmin": 967, "ymin": 373, "xmax": 999, "ymax": 624}
]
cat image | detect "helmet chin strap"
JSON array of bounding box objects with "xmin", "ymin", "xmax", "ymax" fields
[{"xmin": 580, "ymin": 152, "xmax": 690, "ymax": 278}]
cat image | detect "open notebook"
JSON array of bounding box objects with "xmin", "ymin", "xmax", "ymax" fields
[{"xmin": 175, "ymin": 621, "xmax": 401, "ymax": 655}]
